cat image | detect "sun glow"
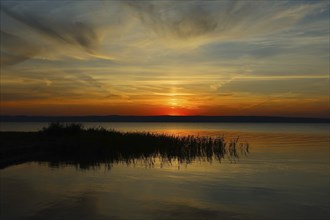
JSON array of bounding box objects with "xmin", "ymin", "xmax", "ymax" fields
[
  {"xmin": 169, "ymin": 98, "xmax": 178, "ymax": 109},
  {"xmin": 167, "ymin": 109, "xmax": 186, "ymax": 116},
  {"xmin": 168, "ymin": 96, "xmax": 181, "ymax": 115},
  {"xmin": 167, "ymin": 99, "xmax": 191, "ymax": 116}
]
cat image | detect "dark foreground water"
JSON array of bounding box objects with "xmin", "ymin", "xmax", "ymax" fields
[{"xmin": 0, "ymin": 123, "xmax": 329, "ymax": 220}]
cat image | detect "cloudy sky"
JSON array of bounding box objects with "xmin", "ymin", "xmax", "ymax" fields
[{"xmin": 1, "ymin": 0, "xmax": 329, "ymax": 117}]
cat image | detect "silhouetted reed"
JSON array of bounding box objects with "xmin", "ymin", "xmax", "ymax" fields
[{"xmin": 0, "ymin": 122, "xmax": 249, "ymax": 169}]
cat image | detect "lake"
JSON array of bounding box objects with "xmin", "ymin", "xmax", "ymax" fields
[{"xmin": 0, "ymin": 122, "xmax": 329, "ymax": 220}]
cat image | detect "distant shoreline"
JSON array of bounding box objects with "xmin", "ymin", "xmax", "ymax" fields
[{"xmin": 0, "ymin": 115, "xmax": 329, "ymax": 123}]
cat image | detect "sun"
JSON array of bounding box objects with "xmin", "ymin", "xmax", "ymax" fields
[
  {"xmin": 157, "ymin": 103, "xmax": 189, "ymax": 116},
  {"xmin": 167, "ymin": 97, "xmax": 182, "ymax": 115},
  {"xmin": 161, "ymin": 85, "xmax": 193, "ymax": 116},
  {"xmin": 168, "ymin": 110, "xmax": 181, "ymax": 116},
  {"xmin": 166, "ymin": 106, "xmax": 190, "ymax": 116}
]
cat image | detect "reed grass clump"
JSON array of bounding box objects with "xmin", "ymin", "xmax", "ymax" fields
[{"xmin": 1, "ymin": 122, "xmax": 249, "ymax": 169}]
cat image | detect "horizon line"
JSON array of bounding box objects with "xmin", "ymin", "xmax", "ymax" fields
[
  {"xmin": 0, "ymin": 115, "xmax": 329, "ymax": 119},
  {"xmin": 1, "ymin": 115, "xmax": 329, "ymax": 123}
]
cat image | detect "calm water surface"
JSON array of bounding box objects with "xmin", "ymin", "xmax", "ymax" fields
[{"xmin": 1, "ymin": 123, "xmax": 329, "ymax": 219}]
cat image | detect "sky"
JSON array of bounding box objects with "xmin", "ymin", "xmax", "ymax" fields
[{"xmin": 0, "ymin": 0, "xmax": 329, "ymax": 117}]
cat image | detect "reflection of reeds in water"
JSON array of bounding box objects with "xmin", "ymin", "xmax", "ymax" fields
[{"xmin": 1, "ymin": 123, "xmax": 249, "ymax": 169}]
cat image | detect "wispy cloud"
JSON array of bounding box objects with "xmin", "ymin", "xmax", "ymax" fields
[
  {"xmin": 2, "ymin": 6, "xmax": 100, "ymax": 51},
  {"xmin": 1, "ymin": 30, "xmax": 39, "ymax": 66},
  {"xmin": 0, "ymin": 1, "xmax": 115, "ymax": 65},
  {"xmin": 1, "ymin": 0, "xmax": 327, "ymax": 65},
  {"xmin": 125, "ymin": 0, "xmax": 326, "ymax": 48}
]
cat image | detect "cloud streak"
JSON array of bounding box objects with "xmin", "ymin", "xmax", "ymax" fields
[
  {"xmin": 127, "ymin": 1, "xmax": 219, "ymax": 39},
  {"xmin": 1, "ymin": 0, "xmax": 327, "ymax": 65},
  {"xmin": 2, "ymin": 5, "xmax": 100, "ymax": 51},
  {"xmin": 125, "ymin": 0, "xmax": 325, "ymax": 47},
  {"xmin": 0, "ymin": 30, "xmax": 39, "ymax": 66},
  {"xmin": 0, "ymin": 2, "xmax": 107, "ymax": 65}
]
